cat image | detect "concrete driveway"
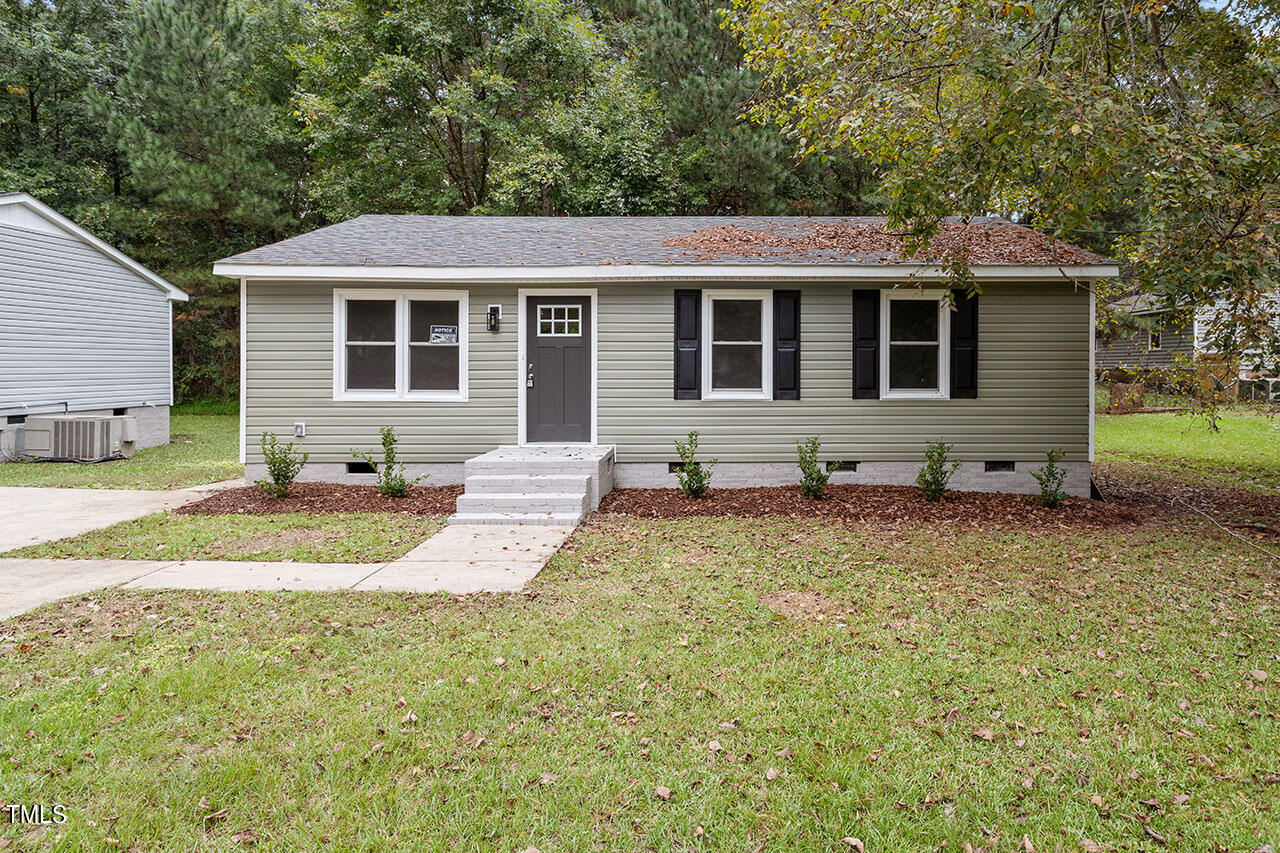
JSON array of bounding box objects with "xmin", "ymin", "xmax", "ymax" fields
[{"xmin": 0, "ymin": 483, "xmax": 236, "ymax": 552}]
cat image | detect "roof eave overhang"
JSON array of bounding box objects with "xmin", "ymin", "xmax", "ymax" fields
[{"xmin": 213, "ymin": 262, "xmax": 1120, "ymax": 282}]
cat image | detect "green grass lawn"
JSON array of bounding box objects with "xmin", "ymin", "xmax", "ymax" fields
[
  {"xmin": 3, "ymin": 512, "xmax": 443, "ymax": 563},
  {"xmin": 1095, "ymin": 409, "xmax": 1280, "ymax": 491},
  {"xmin": 0, "ymin": 412, "xmax": 241, "ymax": 490},
  {"xmin": 2, "ymin": 516, "xmax": 1275, "ymax": 850}
]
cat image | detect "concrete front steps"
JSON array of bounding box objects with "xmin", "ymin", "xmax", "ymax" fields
[{"xmin": 449, "ymin": 445, "xmax": 615, "ymax": 525}]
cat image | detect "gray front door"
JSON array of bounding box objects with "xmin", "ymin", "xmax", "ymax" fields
[{"xmin": 526, "ymin": 296, "xmax": 591, "ymax": 443}]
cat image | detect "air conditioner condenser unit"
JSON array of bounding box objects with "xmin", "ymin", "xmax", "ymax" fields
[{"xmin": 22, "ymin": 415, "xmax": 137, "ymax": 462}]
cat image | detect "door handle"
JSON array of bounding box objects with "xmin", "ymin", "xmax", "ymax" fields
[{"xmin": 526, "ymin": 363, "xmax": 534, "ymax": 388}]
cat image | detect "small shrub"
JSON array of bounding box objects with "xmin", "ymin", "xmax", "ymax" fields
[
  {"xmin": 796, "ymin": 435, "xmax": 829, "ymax": 500},
  {"xmin": 351, "ymin": 426, "xmax": 424, "ymax": 498},
  {"xmin": 916, "ymin": 440, "xmax": 960, "ymax": 502},
  {"xmin": 674, "ymin": 430, "xmax": 717, "ymax": 498},
  {"xmin": 1030, "ymin": 447, "xmax": 1069, "ymax": 508},
  {"xmin": 256, "ymin": 432, "xmax": 308, "ymax": 499}
]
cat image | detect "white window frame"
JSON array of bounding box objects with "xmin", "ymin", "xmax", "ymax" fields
[
  {"xmin": 536, "ymin": 304, "xmax": 584, "ymax": 337},
  {"xmin": 1148, "ymin": 328, "xmax": 1162, "ymax": 351},
  {"xmin": 701, "ymin": 289, "xmax": 773, "ymax": 401},
  {"xmin": 879, "ymin": 289, "xmax": 950, "ymax": 400},
  {"xmin": 332, "ymin": 289, "xmax": 469, "ymax": 402}
]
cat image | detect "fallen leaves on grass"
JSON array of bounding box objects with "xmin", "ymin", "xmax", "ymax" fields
[
  {"xmin": 655, "ymin": 785, "xmax": 672, "ymax": 801},
  {"xmin": 216, "ymin": 527, "xmax": 338, "ymax": 554},
  {"xmin": 231, "ymin": 829, "xmax": 259, "ymax": 846},
  {"xmin": 199, "ymin": 800, "xmax": 229, "ymax": 825}
]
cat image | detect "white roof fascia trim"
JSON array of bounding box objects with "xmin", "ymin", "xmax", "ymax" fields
[
  {"xmin": 0, "ymin": 193, "xmax": 189, "ymax": 301},
  {"xmin": 213, "ymin": 262, "xmax": 1120, "ymax": 282}
]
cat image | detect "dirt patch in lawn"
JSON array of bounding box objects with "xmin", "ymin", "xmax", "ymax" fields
[
  {"xmin": 1094, "ymin": 470, "xmax": 1280, "ymax": 537},
  {"xmin": 760, "ymin": 590, "xmax": 847, "ymax": 621},
  {"xmin": 598, "ymin": 484, "xmax": 1150, "ymax": 531},
  {"xmin": 177, "ymin": 483, "xmax": 462, "ymax": 516}
]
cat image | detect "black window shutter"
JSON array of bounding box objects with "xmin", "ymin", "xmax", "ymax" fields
[
  {"xmin": 674, "ymin": 289, "xmax": 702, "ymax": 399},
  {"xmin": 852, "ymin": 289, "xmax": 879, "ymax": 399},
  {"xmin": 773, "ymin": 290, "xmax": 801, "ymax": 400},
  {"xmin": 950, "ymin": 289, "xmax": 979, "ymax": 398}
]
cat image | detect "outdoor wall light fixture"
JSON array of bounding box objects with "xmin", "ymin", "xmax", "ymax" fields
[{"xmin": 487, "ymin": 304, "xmax": 502, "ymax": 332}]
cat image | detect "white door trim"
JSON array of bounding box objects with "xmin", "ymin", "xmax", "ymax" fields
[{"xmin": 517, "ymin": 287, "xmax": 598, "ymax": 446}]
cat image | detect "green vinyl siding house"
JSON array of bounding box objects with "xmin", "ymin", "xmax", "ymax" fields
[{"xmin": 215, "ymin": 216, "xmax": 1117, "ymax": 510}]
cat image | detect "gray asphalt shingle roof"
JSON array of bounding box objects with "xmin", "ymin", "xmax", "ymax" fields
[{"xmin": 218, "ymin": 215, "xmax": 1110, "ymax": 268}]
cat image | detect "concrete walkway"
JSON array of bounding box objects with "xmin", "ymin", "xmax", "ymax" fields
[
  {"xmin": 355, "ymin": 524, "xmax": 572, "ymax": 594},
  {"xmin": 0, "ymin": 480, "xmax": 240, "ymax": 552},
  {"xmin": 0, "ymin": 524, "xmax": 573, "ymax": 620}
]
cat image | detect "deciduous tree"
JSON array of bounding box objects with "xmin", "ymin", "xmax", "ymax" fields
[
  {"xmin": 295, "ymin": 0, "xmax": 608, "ymax": 217},
  {"xmin": 727, "ymin": 0, "xmax": 1280, "ymax": 355}
]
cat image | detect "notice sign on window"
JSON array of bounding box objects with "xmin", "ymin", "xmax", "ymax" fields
[{"xmin": 429, "ymin": 325, "xmax": 458, "ymax": 345}]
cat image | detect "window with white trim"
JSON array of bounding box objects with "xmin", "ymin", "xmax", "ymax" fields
[
  {"xmin": 335, "ymin": 290, "xmax": 468, "ymax": 400},
  {"xmin": 702, "ymin": 291, "xmax": 772, "ymax": 400},
  {"xmin": 880, "ymin": 290, "xmax": 949, "ymax": 399},
  {"xmin": 1148, "ymin": 328, "xmax": 1162, "ymax": 350},
  {"xmin": 538, "ymin": 304, "xmax": 582, "ymax": 336}
]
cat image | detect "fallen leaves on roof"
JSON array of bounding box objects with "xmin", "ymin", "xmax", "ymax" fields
[{"xmin": 662, "ymin": 221, "xmax": 1106, "ymax": 265}]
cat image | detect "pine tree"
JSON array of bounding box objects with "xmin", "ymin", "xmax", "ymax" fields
[
  {"xmin": 106, "ymin": 0, "xmax": 289, "ymax": 244},
  {"xmin": 101, "ymin": 0, "xmax": 302, "ymax": 398},
  {"xmin": 601, "ymin": 0, "xmax": 879, "ymax": 214}
]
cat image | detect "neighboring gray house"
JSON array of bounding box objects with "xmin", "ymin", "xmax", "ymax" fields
[
  {"xmin": 0, "ymin": 193, "xmax": 188, "ymax": 461},
  {"xmin": 1096, "ymin": 293, "xmax": 1280, "ymax": 381},
  {"xmin": 215, "ymin": 216, "xmax": 1117, "ymax": 519},
  {"xmin": 1095, "ymin": 302, "xmax": 1195, "ymax": 372}
]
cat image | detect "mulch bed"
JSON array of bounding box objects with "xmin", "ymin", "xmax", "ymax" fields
[
  {"xmin": 176, "ymin": 483, "xmax": 463, "ymax": 516},
  {"xmin": 175, "ymin": 477, "xmax": 1278, "ymax": 539},
  {"xmin": 597, "ymin": 484, "xmax": 1153, "ymax": 532}
]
